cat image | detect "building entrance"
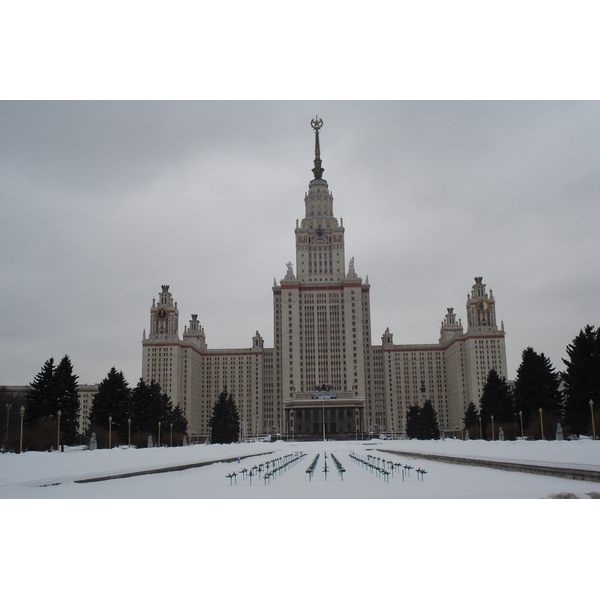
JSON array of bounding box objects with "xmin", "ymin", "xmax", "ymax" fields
[{"xmin": 285, "ymin": 391, "xmax": 365, "ymax": 441}]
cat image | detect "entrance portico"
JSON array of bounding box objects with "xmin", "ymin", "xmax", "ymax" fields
[{"xmin": 285, "ymin": 390, "xmax": 365, "ymax": 440}]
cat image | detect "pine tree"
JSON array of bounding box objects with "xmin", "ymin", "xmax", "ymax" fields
[
  {"xmin": 562, "ymin": 325, "xmax": 600, "ymax": 435},
  {"xmin": 514, "ymin": 347, "xmax": 561, "ymax": 431},
  {"xmin": 406, "ymin": 401, "xmax": 440, "ymax": 439},
  {"xmin": 420, "ymin": 400, "xmax": 440, "ymax": 439},
  {"xmin": 463, "ymin": 402, "xmax": 479, "ymax": 429},
  {"xmin": 406, "ymin": 404, "xmax": 422, "ymax": 439},
  {"xmin": 209, "ymin": 387, "xmax": 240, "ymax": 444},
  {"xmin": 479, "ymin": 369, "xmax": 513, "ymax": 438},
  {"xmin": 170, "ymin": 405, "xmax": 188, "ymax": 434},
  {"xmin": 26, "ymin": 357, "xmax": 56, "ymax": 425},
  {"xmin": 130, "ymin": 379, "xmax": 184, "ymax": 440},
  {"xmin": 53, "ymin": 355, "xmax": 80, "ymax": 444},
  {"xmin": 90, "ymin": 368, "xmax": 131, "ymax": 435}
]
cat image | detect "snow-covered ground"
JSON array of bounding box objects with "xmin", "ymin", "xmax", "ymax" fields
[
  {"xmin": 4, "ymin": 438, "xmax": 597, "ymax": 598},
  {"xmin": 2, "ymin": 437, "xmax": 599, "ymax": 499}
]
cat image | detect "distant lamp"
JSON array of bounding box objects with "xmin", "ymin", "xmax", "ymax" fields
[
  {"xmin": 108, "ymin": 416, "xmax": 112, "ymax": 449},
  {"xmin": 5, "ymin": 404, "xmax": 11, "ymax": 446},
  {"xmin": 56, "ymin": 410, "xmax": 62, "ymax": 451},
  {"xmin": 539, "ymin": 408, "xmax": 544, "ymax": 440},
  {"xmin": 590, "ymin": 400, "xmax": 596, "ymax": 441},
  {"xmin": 519, "ymin": 410, "xmax": 524, "ymax": 439},
  {"xmin": 19, "ymin": 406, "xmax": 25, "ymax": 454}
]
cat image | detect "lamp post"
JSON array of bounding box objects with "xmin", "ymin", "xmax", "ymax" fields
[
  {"xmin": 128, "ymin": 418, "xmax": 131, "ymax": 448},
  {"xmin": 19, "ymin": 406, "xmax": 25, "ymax": 453},
  {"xmin": 5, "ymin": 403, "xmax": 11, "ymax": 449},
  {"xmin": 57, "ymin": 410, "xmax": 62, "ymax": 451},
  {"xmin": 479, "ymin": 416, "xmax": 482, "ymax": 440},
  {"xmin": 519, "ymin": 410, "xmax": 524, "ymax": 439},
  {"xmin": 291, "ymin": 415, "xmax": 294, "ymax": 443},
  {"xmin": 170, "ymin": 422, "xmax": 173, "ymax": 447},
  {"xmin": 158, "ymin": 421, "xmax": 161, "ymax": 447},
  {"xmin": 590, "ymin": 400, "xmax": 596, "ymax": 441},
  {"xmin": 539, "ymin": 408, "xmax": 544, "ymax": 440},
  {"xmin": 108, "ymin": 416, "xmax": 112, "ymax": 449},
  {"xmin": 491, "ymin": 415, "xmax": 495, "ymax": 441}
]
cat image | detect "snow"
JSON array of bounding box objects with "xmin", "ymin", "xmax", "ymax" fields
[
  {"xmin": 3, "ymin": 438, "xmax": 598, "ymax": 597},
  {"xmin": 2, "ymin": 437, "xmax": 600, "ymax": 499},
  {"xmin": 2, "ymin": 437, "xmax": 599, "ymax": 499}
]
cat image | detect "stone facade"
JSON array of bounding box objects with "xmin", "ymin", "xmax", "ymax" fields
[{"xmin": 141, "ymin": 121, "xmax": 508, "ymax": 439}]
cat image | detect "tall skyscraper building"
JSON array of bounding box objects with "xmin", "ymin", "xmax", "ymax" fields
[{"xmin": 141, "ymin": 119, "xmax": 508, "ymax": 440}]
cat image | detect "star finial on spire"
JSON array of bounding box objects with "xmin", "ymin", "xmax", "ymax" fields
[{"xmin": 310, "ymin": 116, "xmax": 324, "ymax": 180}]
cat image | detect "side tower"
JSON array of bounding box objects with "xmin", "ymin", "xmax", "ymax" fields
[
  {"xmin": 142, "ymin": 285, "xmax": 184, "ymax": 414},
  {"xmin": 458, "ymin": 277, "xmax": 508, "ymax": 424}
]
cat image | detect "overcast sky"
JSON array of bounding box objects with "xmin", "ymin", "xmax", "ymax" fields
[{"xmin": 1, "ymin": 101, "xmax": 598, "ymax": 387}]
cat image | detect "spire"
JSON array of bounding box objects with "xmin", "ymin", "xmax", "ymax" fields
[{"xmin": 310, "ymin": 116, "xmax": 324, "ymax": 180}]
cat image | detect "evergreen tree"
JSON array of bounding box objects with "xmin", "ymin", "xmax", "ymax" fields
[
  {"xmin": 130, "ymin": 379, "xmax": 183, "ymax": 438},
  {"xmin": 209, "ymin": 386, "xmax": 240, "ymax": 444},
  {"xmin": 479, "ymin": 369, "xmax": 513, "ymax": 438},
  {"xmin": 562, "ymin": 325, "xmax": 600, "ymax": 435},
  {"xmin": 170, "ymin": 405, "xmax": 188, "ymax": 434},
  {"xmin": 420, "ymin": 399, "xmax": 440, "ymax": 439},
  {"xmin": 514, "ymin": 347, "xmax": 561, "ymax": 430},
  {"xmin": 25, "ymin": 356, "xmax": 80, "ymax": 443},
  {"xmin": 406, "ymin": 403, "xmax": 422, "ymax": 439},
  {"xmin": 90, "ymin": 368, "xmax": 131, "ymax": 435},
  {"xmin": 463, "ymin": 402, "xmax": 479, "ymax": 429},
  {"xmin": 130, "ymin": 378, "xmax": 151, "ymax": 433},
  {"xmin": 53, "ymin": 355, "xmax": 80, "ymax": 444},
  {"xmin": 406, "ymin": 401, "xmax": 440, "ymax": 439},
  {"xmin": 25, "ymin": 357, "xmax": 56, "ymax": 425}
]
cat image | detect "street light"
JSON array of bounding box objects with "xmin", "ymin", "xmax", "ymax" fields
[
  {"xmin": 108, "ymin": 416, "xmax": 112, "ymax": 449},
  {"xmin": 539, "ymin": 408, "xmax": 544, "ymax": 440},
  {"xmin": 170, "ymin": 422, "xmax": 173, "ymax": 447},
  {"xmin": 491, "ymin": 415, "xmax": 495, "ymax": 441},
  {"xmin": 128, "ymin": 418, "xmax": 131, "ymax": 448},
  {"xmin": 590, "ymin": 400, "xmax": 596, "ymax": 440},
  {"xmin": 479, "ymin": 416, "xmax": 482, "ymax": 440},
  {"xmin": 19, "ymin": 406, "xmax": 25, "ymax": 453},
  {"xmin": 57, "ymin": 410, "xmax": 62, "ymax": 451},
  {"xmin": 5, "ymin": 403, "xmax": 11, "ymax": 449},
  {"xmin": 158, "ymin": 421, "xmax": 161, "ymax": 447},
  {"xmin": 519, "ymin": 410, "xmax": 524, "ymax": 439}
]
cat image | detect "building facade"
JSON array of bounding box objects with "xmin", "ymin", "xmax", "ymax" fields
[{"xmin": 141, "ymin": 119, "xmax": 508, "ymax": 439}]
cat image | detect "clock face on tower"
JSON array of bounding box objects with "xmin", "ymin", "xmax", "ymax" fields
[
  {"xmin": 157, "ymin": 308, "xmax": 168, "ymax": 320},
  {"xmin": 316, "ymin": 227, "xmax": 324, "ymax": 240},
  {"xmin": 476, "ymin": 300, "xmax": 490, "ymax": 313}
]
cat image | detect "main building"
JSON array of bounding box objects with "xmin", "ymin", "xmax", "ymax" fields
[{"xmin": 141, "ymin": 119, "xmax": 508, "ymax": 440}]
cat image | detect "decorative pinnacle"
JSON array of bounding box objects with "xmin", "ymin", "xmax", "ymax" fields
[{"xmin": 311, "ymin": 116, "xmax": 324, "ymax": 180}]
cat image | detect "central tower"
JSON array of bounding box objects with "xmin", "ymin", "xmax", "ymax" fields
[
  {"xmin": 273, "ymin": 118, "xmax": 372, "ymax": 419},
  {"xmin": 295, "ymin": 117, "xmax": 347, "ymax": 283}
]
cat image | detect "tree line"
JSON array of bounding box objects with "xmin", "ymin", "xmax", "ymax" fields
[
  {"xmin": 408, "ymin": 324, "xmax": 600, "ymax": 441},
  {"xmin": 462, "ymin": 324, "xmax": 599, "ymax": 440},
  {"xmin": 89, "ymin": 368, "xmax": 188, "ymax": 448},
  {"xmin": 2, "ymin": 357, "xmax": 188, "ymax": 451}
]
